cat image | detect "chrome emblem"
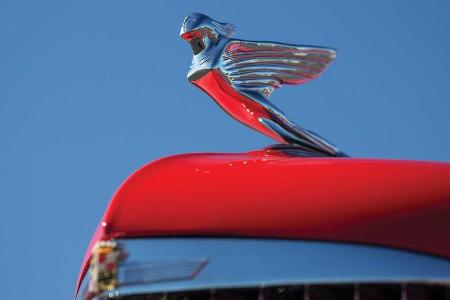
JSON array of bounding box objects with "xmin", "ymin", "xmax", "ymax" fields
[
  {"xmin": 181, "ymin": 13, "xmax": 344, "ymax": 156},
  {"xmin": 88, "ymin": 240, "xmax": 124, "ymax": 294}
]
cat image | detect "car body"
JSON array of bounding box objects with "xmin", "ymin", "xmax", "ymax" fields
[{"xmin": 75, "ymin": 147, "xmax": 450, "ymax": 299}]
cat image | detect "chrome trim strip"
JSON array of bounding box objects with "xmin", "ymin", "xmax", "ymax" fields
[{"xmin": 78, "ymin": 238, "xmax": 450, "ymax": 299}]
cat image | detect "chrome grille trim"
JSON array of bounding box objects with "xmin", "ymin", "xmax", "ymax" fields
[{"xmin": 113, "ymin": 283, "xmax": 450, "ymax": 300}]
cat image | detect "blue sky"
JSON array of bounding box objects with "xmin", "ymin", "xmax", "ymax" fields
[{"xmin": 1, "ymin": 1, "xmax": 449, "ymax": 299}]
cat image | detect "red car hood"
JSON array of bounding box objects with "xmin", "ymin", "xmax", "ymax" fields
[{"xmin": 76, "ymin": 149, "xmax": 450, "ymax": 296}]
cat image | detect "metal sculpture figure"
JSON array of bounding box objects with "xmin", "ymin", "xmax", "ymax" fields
[{"xmin": 180, "ymin": 13, "xmax": 342, "ymax": 156}]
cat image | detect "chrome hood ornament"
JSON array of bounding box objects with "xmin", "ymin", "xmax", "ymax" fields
[{"xmin": 181, "ymin": 13, "xmax": 343, "ymax": 156}]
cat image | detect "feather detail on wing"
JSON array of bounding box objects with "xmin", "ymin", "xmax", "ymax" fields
[{"xmin": 220, "ymin": 40, "xmax": 336, "ymax": 98}]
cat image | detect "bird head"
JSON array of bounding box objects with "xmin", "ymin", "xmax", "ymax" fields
[{"xmin": 180, "ymin": 13, "xmax": 235, "ymax": 55}]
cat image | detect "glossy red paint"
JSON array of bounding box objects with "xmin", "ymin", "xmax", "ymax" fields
[
  {"xmin": 76, "ymin": 149, "xmax": 450, "ymax": 296},
  {"xmin": 180, "ymin": 30, "xmax": 202, "ymax": 41},
  {"xmin": 192, "ymin": 70, "xmax": 285, "ymax": 143}
]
